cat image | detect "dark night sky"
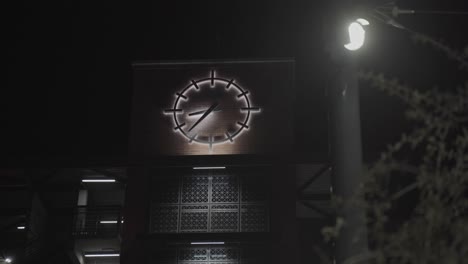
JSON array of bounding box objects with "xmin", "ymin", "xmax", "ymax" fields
[{"xmin": 3, "ymin": 0, "xmax": 468, "ymax": 166}]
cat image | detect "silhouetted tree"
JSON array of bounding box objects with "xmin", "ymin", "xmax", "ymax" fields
[{"xmin": 323, "ymin": 34, "xmax": 468, "ymax": 264}]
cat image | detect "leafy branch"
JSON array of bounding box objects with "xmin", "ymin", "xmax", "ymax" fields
[{"xmin": 322, "ymin": 33, "xmax": 468, "ymax": 264}]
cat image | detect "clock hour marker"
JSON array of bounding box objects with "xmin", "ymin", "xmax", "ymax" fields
[
  {"xmin": 191, "ymin": 80, "xmax": 200, "ymax": 90},
  {"xmin": 237, "ymin": 90, "xmax": 249, "ymax": 98},
  {"xmin": 176, "ymin": 93, "xmax": 187, "ymax": 99},
  {"xmin": 210, "ymin": 70, "xmax": 215, "ymax": 86},
  {"xmin": 209, "ymin": 136, "xmax": 213, "ymax": 150},
  {"xmin": 174, "ymin": 123, "xmax": 186, "ymax": 130},
  {"xmin": 226, "ymin": 79, "xmax": 235, "ymax": 89},
  {"xmin": 237, "ymin": 122, "xmax": 249, "ymax": 129},
  {"xmin": 240, "ymin": 107, "xmax": 261, "ymax": 112},
  {"xmin": 164, "ymin": 109, "xmax": 183, "ymax": 113},
  {"xmin": 225, "ymin": 132, "xmax": 233, "ymax": 142},
  {"xmin": 188, "ymin": 134, "xmax": 198, "ymax": 143}
]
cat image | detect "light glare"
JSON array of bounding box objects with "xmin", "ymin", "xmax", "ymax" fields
[
  {"xmin": 356, "ymin": 18, "xmax": 369, "ymax": 25},
  {"xmin": 99, "ymin": 221, "xmax": 124, "ymax": 224},
  {"xmin": 82, "ymin": 179, "xmax": 116, "ymax": 183},
  {"xmin": 193, "ymin": 167, "xmax": 226, "ymax": 170},
  {"xmin": 84, "ymin": 254, "xmax": 120, "ymax": 258},
  {"xmin": 344, "ymin": 22, "xmax": 366, "ymax": 51},
  {"xmin": 191, "ymin": 242, "xmax": 225, "ymax": 245},
  {"xmin": 17, "ymin": 226, "xmax": 25, "ymax": 230},
  {"xmin": 5, "ymin": 258, "xmax": 12, "ymax": 263}
]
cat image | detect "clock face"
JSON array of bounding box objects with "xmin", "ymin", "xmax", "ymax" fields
[{"xmin": 164, "ymin": 70, "xmax": 260, "ymax": 150}]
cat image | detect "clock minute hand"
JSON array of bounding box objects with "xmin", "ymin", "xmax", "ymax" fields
[
  {"xmin": 188, "ymin": 108, "xmax": 222, "ymax": 116},
  {"xmin": 188, "ymin": 102, "xmax": 219, "ymax": 132}
]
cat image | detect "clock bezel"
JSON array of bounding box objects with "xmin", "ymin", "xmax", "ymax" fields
[{"xmin": 164, "ymin": 70, "xmax": 260, "ymax": 148}]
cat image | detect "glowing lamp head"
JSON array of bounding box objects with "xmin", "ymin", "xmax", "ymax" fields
[
  {"xmin": 344, "ymin": 18, "xmax": 370, "ymax": 51},
  {"xmin": 5, "ymin": 258, "xmax": 12, "ymax": 263}
]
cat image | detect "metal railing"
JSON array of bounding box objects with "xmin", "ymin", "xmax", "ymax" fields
[{"xmin": 72, "ymin": 206, "xmax": 123, "ymax": 238}]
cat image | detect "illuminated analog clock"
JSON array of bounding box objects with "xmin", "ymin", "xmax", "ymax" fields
[{"xmin": 164, "ymin": 70, "xmax": 260, "ymax": 150}]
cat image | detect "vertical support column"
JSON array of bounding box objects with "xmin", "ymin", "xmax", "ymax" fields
[
  {"xmin": 329, "ymin": 56, "xmax": 368, "ymax": 263},
  {"xmin": 121, "ymin": 167, "xmax": 149, "ymax": 264},
  {"xmin": 270, "ymin": 165, "xmax": 297, "ymax": 264}
]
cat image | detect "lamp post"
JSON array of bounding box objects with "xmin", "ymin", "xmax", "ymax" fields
[
  {"xmin": 326, "ymin": 3, "xmax": 466, "ymax": 262},
  {"xmin": 326, "ymin": 8, "xmax": 370, "ymax": 264}
]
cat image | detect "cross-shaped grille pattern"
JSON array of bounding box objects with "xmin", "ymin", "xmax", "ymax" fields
[
  {"xmin": 151, "ymin": 245, "xmax": 266, "ymax": 264},
  {"xmin": 149, "ymin": 169, "xmax": 268, "ymax": 233}
]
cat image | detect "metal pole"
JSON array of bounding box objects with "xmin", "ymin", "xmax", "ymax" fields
[
  {"xmin": 329, "ymin": 53, "xmax": 368, "ymax": 263},
  {"xmin": 321, "ymin": 2, "xmax": 369, "ymax": 261}
]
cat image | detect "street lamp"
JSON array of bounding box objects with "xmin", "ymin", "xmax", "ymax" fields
[
  {"xmin": 325, "ymin": 9, "xmax": 371, "ymax": 263},
  {"xmin": 344, "ymin": 18, "xmax": 370, "ymax": 51},
  {"xmin": 329, "ymin": 3, "xmax": 466, "ymax": 263}
]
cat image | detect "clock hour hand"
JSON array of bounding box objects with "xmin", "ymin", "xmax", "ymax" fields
[
  {"xmin": 188, "ymin": 108, "xmax": 222, "ymax": 116},
  {"xmin": 188, "ymin": 102, "xmax": 219, "ymax": 132}
]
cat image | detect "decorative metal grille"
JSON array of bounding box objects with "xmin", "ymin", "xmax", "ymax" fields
[
  {"xmin": 212, "ymin": 175, "xmax": 239, "ymax": 203},
  {"xmin": 209, "ymin": 247, "xmax": 239, "ymax": 261},
  {"xmin": 179, "ymin": 248, "xmax": 209, "ymax": 261},
  {"xmin": 182, "ymin": 176, "xmax": 209, "ymax": 203},
  {"xmin": 151, "ymin": 205, "xmax": 179, "ymax": 233},
  {"xmin": 211, "ymin": 205, "xmax": 239, "ymax": 232},
  {"xmin": 150, "ymin": 170, "xmax": 268, "ymax": 233},
  {"xmin": 180, "ymin": 205, "xmax": 209, "ymax": 232},
  {"xmin": 152, "ymin": 246, "xmax": 264, "ymax": 264},
  {"xmin": 241, "ymin": 176, "xmax": 267, "ymax": 203},
  {"xmin": 153, "ymin": 177, "xmax": 180, "ymax": 204},
  {"xmin": 241, "ymin": 205, "xmax": 268, "ymax": 232}
]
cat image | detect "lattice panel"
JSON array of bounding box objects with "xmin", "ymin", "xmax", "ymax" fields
[
  {"xmin": 209, "ymin": 247, "xmax": 239, "ymax": 261},
  {"xmin": 211, "ymin": 175, "xmax": 239, "ymax": 203},
  {"xmin": 241, "ymin": 205, "xmax": 268, "ymax": 232},
  {"xmin": 180, "ymin": 205, "xmax": 209, "ymax": 232},
  {"xmin": 179, "ymin": 248, "xmax": 209, "ymax": 261},
  {"xmin": 151, "ymin": 205, "xmax": 179, "ymax": 233},
  {"xmin": 210, "ymin": 205, "xmax": 239, "ymax": 232},
  {"xmin": 152, "ymin": 177, "xmax": 180, "ymax": 204},
  {"xmin": 241, "ymin": 176, "xmax": 267, "ymax": 202},
  {"xmin": 182, "ymin": 176, "xmax": 209, "ymax": 203},
  {"xmin": 151, "ymin": 246, "xmax": 265, "ymax": 264},
  {"xmin": 150, "ymin": 171, "xmax": 269, "ymax": 234}
]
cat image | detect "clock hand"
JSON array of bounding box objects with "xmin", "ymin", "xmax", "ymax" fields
[
  {"xmin": 188, "ymin": 108, "xmax": 222, "ymax": 116},
  {"xmin": 188, "ymin": 102, "xmax": 219, "ymax": 132}
]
